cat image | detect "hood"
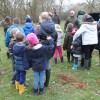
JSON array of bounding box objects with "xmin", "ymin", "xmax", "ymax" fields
[
  {"xmin": 13, "ymin": 43, "xmax": 26, "ymax": 55},
  {"xmin": 41, "ymin": 20, "xmax": 55, "ymax": 33},
  {"xmin": 24, "ymin": 23, "xmax": 33, "ymax": 29},
  {"xmin": 32, "ymin": 44, "xmax": 42, "ymax": 50},
  {"xmin": 83, "ymin": 22, "xmax": 97, "ymax": 31}
]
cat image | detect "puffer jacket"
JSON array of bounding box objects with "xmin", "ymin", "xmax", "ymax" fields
[
  {"xmin": 28, "ymin": 39, "xmax": 54, "ymax": 72},
  {"xmin": 72, "ymin": 35, "xmax": 82, "ymax": 55},
  {"xmin": 73, "ymin": 22, "xmax": 98, "ymax": 45},
  {"xmin": 5, "ymin": 24, "xmax": 24, "ymax": 47},
  {"xmin": 37, "ymin": 20, "xmax": 57, "ymax": 58},
  {"xmin": 13, "ymin": 43, "xmax": 29, "ymax": 71},
  {"xmin": 23, "ymin": 23, "xmax": 35, "ymax": 35}
]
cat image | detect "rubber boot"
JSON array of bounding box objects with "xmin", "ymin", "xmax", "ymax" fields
[
  {"xmin": 54, "ymin": 58, "xmax": 57, "ymax": 64},
  {"xmin": 34, "ymin": 88, "xmax": 38, "ymax": 95},
  {"xmin": 72, "ymin": 64, "xmax": 78, "ymax": 70},
  {"xmin": 60, "ymin": 56, "xmax": 64, "ymax": 63},
  {"xmin": 11, "ymin": 71, "xmax": 17, "ymax": 84},
  {"xmin": 84, "ymin": 59, "xmax": 89, "ymax": 70},
  {"xmin": 44, "ymin": 69, "xmax": 50, "ymax": 87},
  {"xmin": 71, "ymin": 56, "xmax": 74, "ymax": 62},
  {"xmin": 15, "ymin": 81, "xmax": 19, "ymax": 90},
  {"xmin": 19, "ymin": 84, "xmax": 25, "ymax": 95},
  {"xmin": 88, "ymin": 58, "xmax": 91, "ymax": 70},
  {"xmin": 40, "ymin": 88, "xmax": 44, "ymax": 95},
  {"xmin": 67, "ymin": 56, "xmax": 70, "ymax": 62},
  {"xmin": 81, "ymin": 58, "xmax": 84, "ymax": 67}
]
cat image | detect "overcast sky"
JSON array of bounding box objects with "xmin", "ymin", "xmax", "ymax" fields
[
  {"xmin": 68, "ymin": 0, "xmax": 86, "ymax": 4},
  {"xmin": 56, "ymin": 0, "xmax": 86, "ymax": 4}
]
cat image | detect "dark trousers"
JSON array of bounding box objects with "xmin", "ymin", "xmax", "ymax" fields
[
  {"xmin": 67, "ymin": 52, "xmax": 73, "ymax": 62},
  {"xmin": 74, "ymin": 57, "xmax": 78, "ymax": 64},
  {"xmin": 82, "ymin": 45, "xmax": 94, "ymax": 60},
  {"xmin": 16, "ymin": 70, "xmax": 26, "ymax": 84}
]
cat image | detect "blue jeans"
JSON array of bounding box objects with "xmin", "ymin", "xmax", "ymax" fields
[
  {"xmin": 16, "ymin": 70, "xmax": 26, "ymax": 84},
  {"xmin": 34, "ymin": 71, "xmax": 45, "ymax": 89}
]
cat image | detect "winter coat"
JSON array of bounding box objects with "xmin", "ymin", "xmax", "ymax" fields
[
  {"xmin": 1, "ymin": 20, "xmax": 11, "ymax": 33},
  {"xmin": 73, "ymin": 22, "xmax": 98, "ymax": 45},
  {"xmin": 37, "ymin": 20, "xmax": 57, "ymax": 58},
  {"xmin": 28, "ymin": 39, "xmax": 54, "ymax": 72},
  {"xmin": 5, "ymin": 25, "xmax": 24, "ymax": 47},
  {"xmin": 63, "ymin": 32, "xmax": 73, "ymax": 53},
  {"xmin": 72, "ymin": 35, "xmax": 82, "ymax": 55},
  {"xmin": 8, "ymin": 39, "xmax": 17, "ymax": 59},
  {"xmin": 95, "ymin": 21, "xmax": 100, "ymax": 50},
  {"xmin": 64, "ymin": 16, "xmax": 78, "ymax": 33},
  {"xmin": 56, "ymin": 30, "xmax": 63, "ymax": 46},
  {"xmin": 51, "ymin": 14, "xmax": 60, "ymax": 24},
  {"xmin": 13, "ymin": 43, "xmax": 29, "ymax": 71},
  {"xmin": 23, "ymin": 22, "xmax": 35, "ymax": 36}
]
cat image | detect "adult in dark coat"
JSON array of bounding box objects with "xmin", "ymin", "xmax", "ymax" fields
[
  {"xmin": 64, "ymin": 11, "xmax": 78, "ymax": 33},
  {"xmin": 51, "ymin": 8, "xmax": 60, "ymax": 24},
  {"xmin": 37, "ymin": 12, "xmax": 57, "ymax": 87}
]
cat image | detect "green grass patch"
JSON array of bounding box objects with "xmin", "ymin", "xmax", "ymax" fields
[{"xmin": 0, "ymin": 22, "xmax": 100, "ymax": 100}]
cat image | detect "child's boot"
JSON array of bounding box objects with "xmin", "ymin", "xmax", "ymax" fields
[
  {"xmin": 34, "ymin": 88, "xmax": 38, "ymax": 95},
  {"xmin": 54, "ymin": 58, "xmax": 57, "ymax": 64},
  {"xmin": 15, "ymin": 81, "xmax": 19, "ymax": 90},
  {"xmin": 19, "ymin": 84, "xmax": 25, "ymax": 95},
  {"xmin": 40, "ymin": 88, "xmax": 44, "ymax": 95},
  {"xmin": 60, "ymin": 56, "xmax": 64, "ymax": 63},
  {"xmin": 67, "ymin": 56, "xmax": 70, "ymax": 62},
  {"xmin": 72, "ymin": 64, "xmax": 78, "ymax": 70}
]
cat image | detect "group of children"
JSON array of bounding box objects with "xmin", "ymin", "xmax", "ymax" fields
[{"xmin": 3, "ymin": 12, "xmax": 98, "ymax": 96}]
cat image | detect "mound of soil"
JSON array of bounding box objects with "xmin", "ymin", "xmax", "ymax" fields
[
  {"xmin": 57, "ymin": 73, "xmax": 88, "ymax": 89},
  {"xmin": 57, "ymin": 73, "xmax": 77, "ymax": 84}
]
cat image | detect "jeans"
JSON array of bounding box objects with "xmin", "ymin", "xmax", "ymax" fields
[
  {"xmin": 16, "ymin": 70, "xmax": 26, "ymax": 84},
  {"xmin": 34, "ymin": 71, "xmax": 45, "ymax": 89},
  {"xmin": 53, "ymin": 46, "xmax": 63, "ymax": 58}
]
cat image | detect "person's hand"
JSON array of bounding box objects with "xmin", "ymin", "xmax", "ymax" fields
[
  {"xmin": 46, "ymin": 36, "xmax": 52, "ymax": 40},
  {"xmin": 71, "ymin": 45, "xmax": 73, "ymax": 49},
  {"xmin": 27, "ymin": 44, "xmax": 33, "ymax": 49}
]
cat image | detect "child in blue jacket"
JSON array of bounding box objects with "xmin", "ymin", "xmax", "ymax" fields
[
  {"xmin": 26, "ymin": 33, "xmax": 54, "ymax": 95},
  {"xmin": 13, "ymin": 32, "xmax": 29, "ymax": 95},
  {"xmin": 23, "ymin": 18, "xmax": 35, "ymax": 35}
]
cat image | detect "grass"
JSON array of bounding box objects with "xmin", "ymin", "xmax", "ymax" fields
[{"xmin": 0, "ymin": 23, "xmax": 100, "ymax": 100}]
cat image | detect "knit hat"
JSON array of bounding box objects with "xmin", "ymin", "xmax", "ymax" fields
[
  {"xmin": 26, "ymin": 33, "xmax": 39, "ymax": 46},
  {"xmin": 26, "ymin": 17, "xmax": 32, "ymax": 23},
  {"xmin": 82, "ymin": 14, "xmax": 94, "ymax": 22}
]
